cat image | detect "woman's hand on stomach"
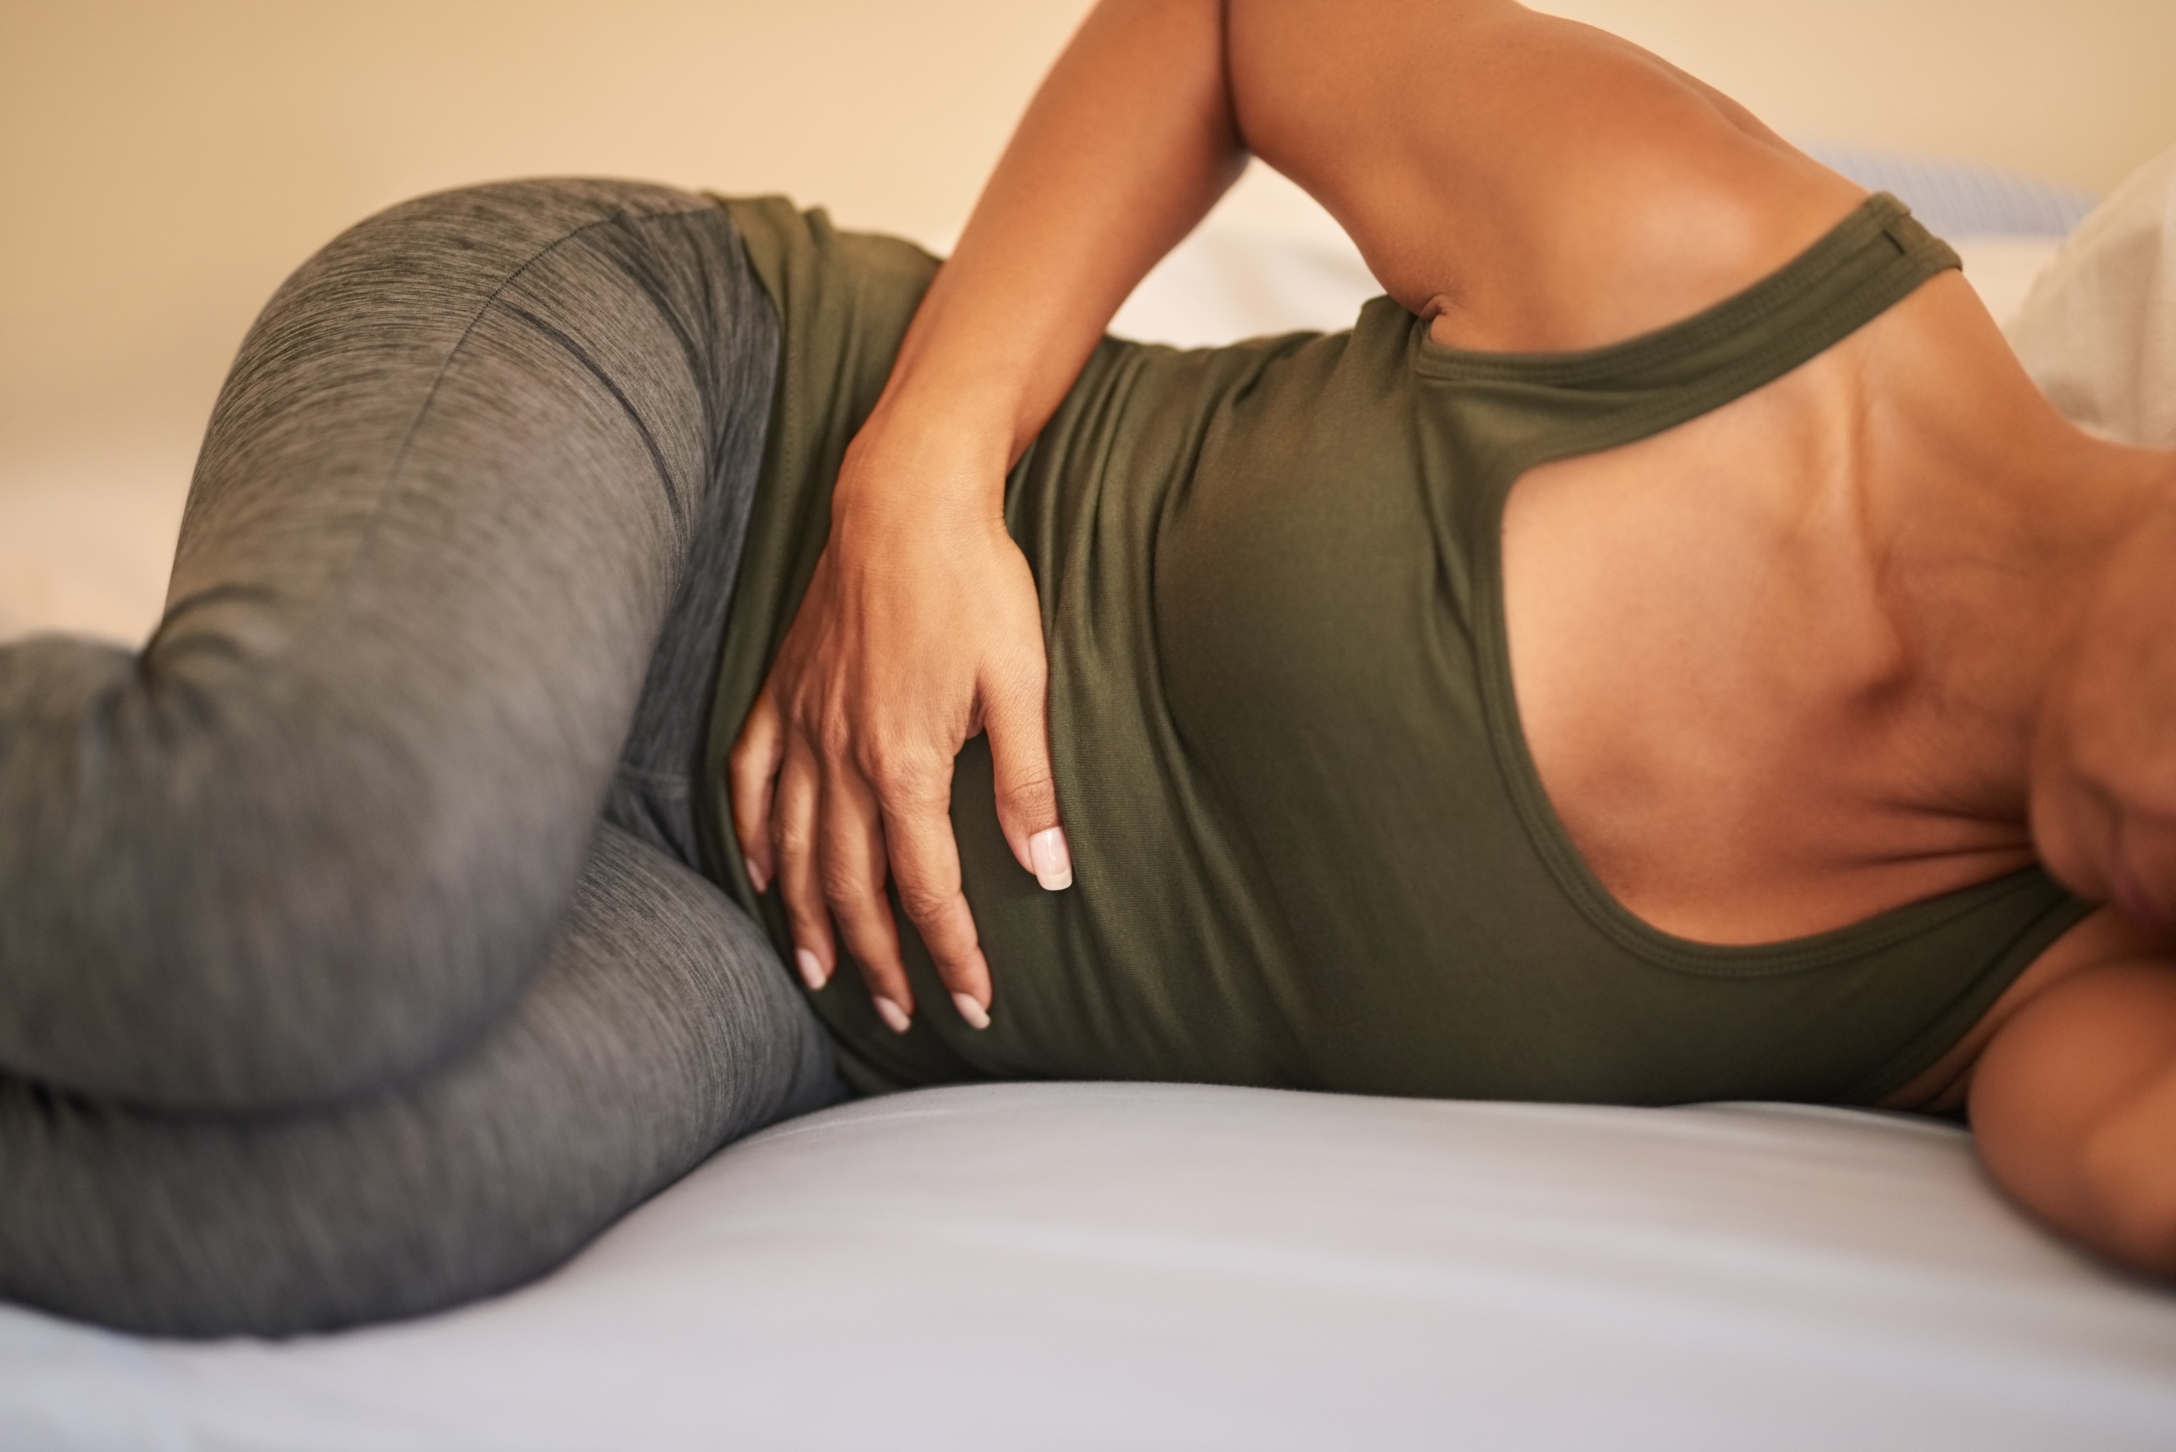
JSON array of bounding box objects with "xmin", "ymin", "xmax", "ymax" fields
[
  {"xmin": 729, "ymin": 0, "xmax": 1248, "ymax": 1031},
  {"xmin": 728, "ymin": 415, "xmax": 1066, "ymax": 1033}
]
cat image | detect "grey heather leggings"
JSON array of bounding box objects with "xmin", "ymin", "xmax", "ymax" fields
[{"xmin": 0, "ymin": 180, "xmax": 842, "ymax": 1337}]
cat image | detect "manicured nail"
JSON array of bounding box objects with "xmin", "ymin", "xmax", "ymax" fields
[
  {"xmin": 748, "ymin": 860, "xmax": 770, "ymax": 894},
  {"xmin": 794, "ymin": 948, "xmax": 827, "ymax": 991},
  {"xmin": 952, "ymin": 992, "xmax": 991, "ymax": 1030},
  {"xmin": 1029, "ymin": 826, "xmax": 1073, "ymax": 891},
  {"xmin": 873, "ymin": 996, "xmax": 912, "ymax": 1035}
]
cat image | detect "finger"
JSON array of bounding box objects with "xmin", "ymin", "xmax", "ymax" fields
[
  {"xmin": 878, "ymin": 763, "xmax": 995, "ymax": 1028},
  {"xmin": 819, "ymin": 761, "xmax": 919, "ymax": 1031},
  {"xmin": 728, "ymin": 687, "xmax": 785, "ymax": 894},
  {"xmin": 982, "ymin": 659, "xmax": 1069, "ymax": 891},
  {"xmin": 772, "ymin": 734, "xmax": 837, "ymax": 994}
]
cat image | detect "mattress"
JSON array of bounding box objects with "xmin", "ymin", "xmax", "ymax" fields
[{"xmin": 4, "ymin": 1085, "xmax": 2174, "ymax": 1452}]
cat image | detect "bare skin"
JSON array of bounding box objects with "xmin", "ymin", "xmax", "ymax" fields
[{"xmin": 729, "ymin": 0, "xmax": 2176, "ymax": 1276}]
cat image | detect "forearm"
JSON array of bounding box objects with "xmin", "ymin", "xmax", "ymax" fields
[{"xmin": 853, "ymin": 0, "xmax": 1243, "ymax": 504}]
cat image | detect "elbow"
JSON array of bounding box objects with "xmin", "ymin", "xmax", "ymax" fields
[{"xmin": 2077, "ymin": 1107, "xmax": 2176, "ymax": 1278}]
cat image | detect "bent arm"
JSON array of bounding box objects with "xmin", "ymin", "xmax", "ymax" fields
[
  {"xmin": 1971, "ymin": 956, "xmax": 2176, "ymax": 1276},
  {"xmin": 902, "ymin": 0, "xmax": 1868, "ymax": 413},
  {"xmin": 866, "ymin": 0, "xmax": 1243, "ymax": 483}
]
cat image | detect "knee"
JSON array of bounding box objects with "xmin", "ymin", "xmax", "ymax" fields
[
  {"xmin": 0, "ymin": 636, "xmax": 569, "ymax": 1113},
  {"xmin": 0, "ymin": 1079, "xmax": 581, "ymax": 1338},
  {"xmin": 2077, "ymin": 1089, "xmax": 2176, "ymax": 1278}
]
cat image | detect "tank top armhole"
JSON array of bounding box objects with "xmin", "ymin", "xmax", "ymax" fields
[
  {"xmin": 1427, "ymin": 193, "xmax": 1987, "ymax": 979},
  {"xmin": 1838, "ymin": 889, "xmax": 2098, "ymax": 1107}
]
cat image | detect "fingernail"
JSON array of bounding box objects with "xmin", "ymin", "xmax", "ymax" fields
[
  {"xmin": 1029, "ymin": 826, "xmax": 1073, "ymax": 891},
  {"xmin": 873, "ymin": 996, "xmax": 912, "ymax": 1035},
  {"xmin": 794, "ymin": 948, "xmax": 827, "ymax": 991},
  {"xmin": 952, "ymin": 991, "xmax": 991, "ymax": 1030},
  {"xmin": 748, "ymin": 861, "xmax": 770, "ymax": 894}
]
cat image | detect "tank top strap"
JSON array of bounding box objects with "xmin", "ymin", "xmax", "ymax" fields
[{"xmin": 1408, "ymin": 193, "xmax": 1960, "ymax": 486}]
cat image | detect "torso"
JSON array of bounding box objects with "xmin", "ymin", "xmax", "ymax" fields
[{"xmin": 725, "ymin": 190, "xmax": 2097, "ymax": 1102}]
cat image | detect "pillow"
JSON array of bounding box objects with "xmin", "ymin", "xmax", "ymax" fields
[
  {"xmin": 2006, "ymin": 144, "xmax": 2176, "ymax": 448},
  {"xmin": 1803, "ymin": 144, "xmax": 2097, "ymax": 238},
  {"xmin": 1108, "ymin": 164, "xmax": 1381, "ymax": 348}
]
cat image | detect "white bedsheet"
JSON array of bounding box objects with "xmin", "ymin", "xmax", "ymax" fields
[{"xmin": 5, "ymin": 1084, "xmax": 2174, "ymax": 1452}]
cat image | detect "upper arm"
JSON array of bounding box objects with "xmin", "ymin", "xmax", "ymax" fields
[
  {"xmin": 1224, "ymin": 0, "xmax": 1867, "ymax": 350},
  {"xmin": 1970, "ymin": 956, "xmax": 2176, "ymax": 1277}
]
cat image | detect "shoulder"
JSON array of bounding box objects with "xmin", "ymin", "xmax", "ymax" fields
[{"xmin": 1231, "ymin": 2, "xmax": 1872, "ymax": 352}]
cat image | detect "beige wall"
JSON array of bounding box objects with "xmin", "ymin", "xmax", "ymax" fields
[
  {"xmin": 1545, "ymin": 0, "xmax": 2176, "ymax": 192},
  {"xmin": 4, "ymin": 0, "xmax": 2174, "ymax": 473},
  {"xmin": 0, "ymin": 0, "xmax": 1093, "ymax": 467}
]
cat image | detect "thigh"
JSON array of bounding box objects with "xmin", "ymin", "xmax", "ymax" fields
[
  {"xmin": 0, "ymin": 822, "xmax": 841, "ymax": 1339},
  {"xmin": 603, "ymin": 246, "xmax": 779, "ymax": 873},
  {"xmin": 0, "ymin": 180, "xmax": 779, "ymax": 1111}
]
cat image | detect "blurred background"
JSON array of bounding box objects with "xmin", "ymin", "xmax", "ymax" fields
[{"xmin": 4, "ymin": 0, "xmax": 2174, "ymax": 637}]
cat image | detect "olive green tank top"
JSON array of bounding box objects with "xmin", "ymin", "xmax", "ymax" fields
[{"xmin": 704, "ymin": 192, "xmax": 2091, "ymax": 1104}]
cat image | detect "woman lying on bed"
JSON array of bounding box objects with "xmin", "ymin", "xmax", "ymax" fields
[{"xmin": 3, "ymin": 0, "xmax": 2173, "ymax": 1337}]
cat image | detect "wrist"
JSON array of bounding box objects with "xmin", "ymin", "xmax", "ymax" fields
[
  {"xmin": 872, "ymin": 267, "xmax": 1076, "ymax": 467},
  {"xmin": 868, "ymin": 371, "xmax": 1022, "ymax": 447},
  {"xmin": 838, "ymin": 389, "xmax": 1019, "ymax": 515},
  {"xmin": 875, "ymin": 352, "xmax": 1037, "ymax": 446}
]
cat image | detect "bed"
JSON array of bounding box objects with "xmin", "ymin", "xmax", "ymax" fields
[{"xmin": 2, "ymin": 146, "xmax": 2173, "ymax": 1450}]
